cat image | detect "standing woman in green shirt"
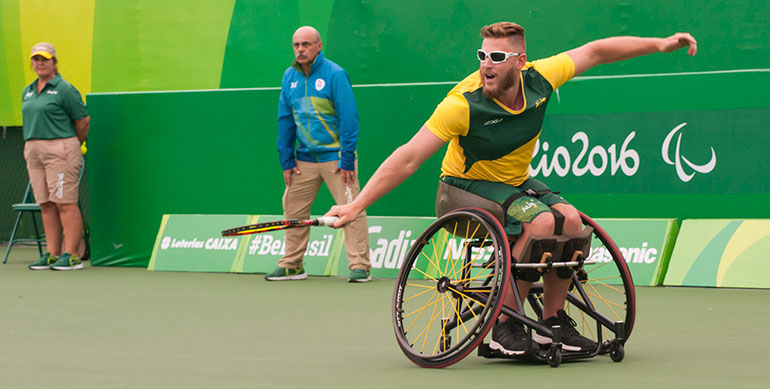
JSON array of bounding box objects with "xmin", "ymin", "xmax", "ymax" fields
[{"xmin": 22, "ymin": 42, "xmax": 89, "ymax": 271}]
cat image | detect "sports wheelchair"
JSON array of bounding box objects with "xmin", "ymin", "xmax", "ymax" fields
[{"xmin": 391, "ymin": 183, "xmax": 635, "ymax": 368}]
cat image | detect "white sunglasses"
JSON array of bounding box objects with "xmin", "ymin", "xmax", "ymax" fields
[{"xmin": 477, "ymin": 49, "xmax": 524, "ymax": 64}]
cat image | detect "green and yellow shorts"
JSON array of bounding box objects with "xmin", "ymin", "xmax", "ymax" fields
[{"xmin": 440, "ymin": 176, "xmax": 569, "ymax": 236}]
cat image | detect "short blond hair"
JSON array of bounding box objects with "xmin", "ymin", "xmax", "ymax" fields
[{"xmin": 480, "ymin": 22, "xmax": 526, "ymax": 51}]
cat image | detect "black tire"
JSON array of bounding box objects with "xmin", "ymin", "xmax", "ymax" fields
[
  {"xmin": 547, "ymin": 346, "xmax": 562, "ymax": 368},
  {"xmin": 392, "ymin": 208, "xmax": 511, "ymax": 368},
  {"xmin": 526, "ymin": 212, "xmax": 636, "ymax": 345},
  {"xmin": 609, "ymin": 342, "xmax": 625, "ymax": 362}
]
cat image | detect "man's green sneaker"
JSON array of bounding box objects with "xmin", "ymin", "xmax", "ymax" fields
[
  {"xmin": 264, "ymin": 266, "xmax": 307, "ymax": 281},
  {"xmin": 29, "ymin": 252, "xmax": 56, "ymax": 270},
  {"xmin": 51, "ymin": 253, "xmax": 84, "ymax": 271},
  {"xmin": 348, "ymin": 269, "xmax": 371, "ymax": 283}
]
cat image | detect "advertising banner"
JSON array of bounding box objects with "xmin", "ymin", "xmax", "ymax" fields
[
  {"xmin": 664, "ymin": 220, "xmax": 770, "ymax": 289},
  {"xmin": 150, "ymin": 214, "xmax": 679, "ymax": 286},
  {"xmin": 336, "ymin": 216, "xmax": 436, "ymax": 278},
  {"xmin": 148, "ymin": 214, "xmax": 251, "ymax": 272},
  {"xmin": 337, "ymin": 216, "xmax": 676, "ymax": 285},
  {"xmin": 535, "ymin": 109, "xmax": 770, "ymax": 196},
  {"xmin": 587, "ymin": 219, "xmax": 679, "ymax": 286}
]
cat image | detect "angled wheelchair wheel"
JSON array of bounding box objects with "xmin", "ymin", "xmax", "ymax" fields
[
  {"xmin": 392, "ymin": 208, "xmax": 511, "ymax": 368},
  {"xmin": 526, "ymin": 211, "xmax": 636, "ymax": 347}
]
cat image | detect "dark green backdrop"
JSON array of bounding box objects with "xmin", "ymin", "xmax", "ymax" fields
[{"xmin": 88, "ymin": 70, "xmax": 770, "ymax": 267}]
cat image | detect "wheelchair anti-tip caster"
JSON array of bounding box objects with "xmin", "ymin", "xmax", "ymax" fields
[
  {"xmin": 547, "ymin": 345, "xmax": 562, "ymax": 368},
  {"xmin": 609, "ymin": 341, "xmax": 625, "ymax": 362}
]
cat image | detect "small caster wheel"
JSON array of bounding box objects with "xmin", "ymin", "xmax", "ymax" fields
[
  {"xmin": 547, "ymin": 346, "xmax": 562, "ymax": 367},
  {"xmin": 609, "ymin": 342, "xmax": 625, "ymax": 362}
]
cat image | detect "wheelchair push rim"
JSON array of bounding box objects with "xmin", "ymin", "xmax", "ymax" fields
[{"xmin": 392, "ymin": 208, "xmax": 511, "ymax": 368}]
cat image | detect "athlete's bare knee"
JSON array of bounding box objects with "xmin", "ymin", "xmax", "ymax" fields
[{"xmin": 527, "ymin": 211, "xmax": 555, "ymax": 235}]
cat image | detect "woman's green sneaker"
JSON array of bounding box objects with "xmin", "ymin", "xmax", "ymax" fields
[
  {"xmin": 348, "ymin": 269, "xmax": 371, "ymax": 283},
  {"xmin": 29, "ymin": 252, "xmax": 56, "ymax": 270},
  {"xmin": 51, "ymin": 253, "xmax": 84, "ymax": 271}
]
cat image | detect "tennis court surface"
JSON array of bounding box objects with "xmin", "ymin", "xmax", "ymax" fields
[{"xmin": 2, "ymin": 247, "xmax": 768, "ymax": 388}]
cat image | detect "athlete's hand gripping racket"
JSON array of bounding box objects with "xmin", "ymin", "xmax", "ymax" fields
[{"xmin": 221, "ymin": 216, "xmax": 340, "ymax": 237}]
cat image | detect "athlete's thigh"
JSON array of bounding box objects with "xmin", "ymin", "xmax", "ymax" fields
[{"xmin": 442, "ymin": 176, "xmax": 550, "ymax": 235}]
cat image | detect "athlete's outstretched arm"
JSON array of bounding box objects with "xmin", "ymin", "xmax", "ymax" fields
[
  {"xmin": 326, "ymin": 126, "xmax": 446, "ymax": 227},
  {"xmin": 566, "ymin": 33, "xmax": 697, "ymax": 76}
]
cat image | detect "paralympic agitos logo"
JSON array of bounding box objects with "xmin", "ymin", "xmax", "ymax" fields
[{"xmin": 661, "ymin": 122, "xmax": 717, "ymax": 183}]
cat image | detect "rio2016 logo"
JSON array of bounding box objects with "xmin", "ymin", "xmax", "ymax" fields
[
  {"xmin": 529, "ymin": 131, "xmax": 640, "ymax": 178},
  {"xmin": 530, "ymin": 123, "xmax": 716, "ymax": 183},
  {"xmin": 661, "ymin": 122, "xmax": 716, "ymax": 182}
]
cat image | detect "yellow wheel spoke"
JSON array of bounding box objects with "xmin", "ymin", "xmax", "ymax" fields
[
  {"xmin": 586, "ymin": 275, "xmax": 623, "ymax": 283},
  {"xmin": 417, "ymin": 293, "xmax": 444, "ymax": 353},
  {"xmin": 585, "ymin": 283, "xmax": 623, "ymax": 320},
  {"xmin": 432, "ymin": 298, "xmax": 451, "ymax": 355},
  {"xmin": 586, "ymin": 260, "xmax": 615, "ymax": 274},
  {"xmin": 447, "ymin": 286, "xmax": 486, "ymax": 308},
  {"xmin": 449, "ymin": 295, "xmax": 470, "ymax": 337},
  {"xmin": 586, "ymin": 277, "xmax": 626, "ymax": 294},
  {"xmin": 405, "ymin": 282, "xmax": 435, "ymax": 289},
  {"xmin": 403, "ymin": 284, "xmax": 435, "ymax": 303},
  {"xmin": 443, "ymin": 224, "xmax": 463, "ymax": 279},
  {"xmin": 419, "ymin": 248, "xmax": 444, "ymax": 279},
  {"xmin": 410, "ymin": 261, "xmax": 440, "ymax": 282},
  {"xmin": 443, "ymin": 222, "xmax": 460, "ymax": 276},
  {"xmin": 460, "ymin": 296, "xmax": 481, "ymax": 322},
  {"xmin": 456, "ymin": 257, "xmax": 497, "ymax": 283},
  {"xmin": 447, "ymin": 232, "xmax": 490, "ymax": 282},
  {"xmin": 403, "ymin": 290, "xmax": 439, "ymax": 334}
]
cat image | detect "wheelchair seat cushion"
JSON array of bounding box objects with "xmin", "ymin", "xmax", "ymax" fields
[{"xmin": 437, "ymin": 176, "xmax": 570, "ymax": 235}]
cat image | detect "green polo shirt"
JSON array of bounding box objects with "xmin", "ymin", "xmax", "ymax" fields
[{"xmin": 21, "ymin": 74, "xmax": 88, "ymax": 141}]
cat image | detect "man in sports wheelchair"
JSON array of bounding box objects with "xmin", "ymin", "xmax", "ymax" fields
[
  {"xmin": 435, "ymin": 180, "xmax": 596, "ymax": 355},
  {"xmin": 327, "ymin": 21, "xmax": 696, "ymax": 362}
]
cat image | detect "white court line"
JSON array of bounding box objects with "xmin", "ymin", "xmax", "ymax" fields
[{"xmin": 88, "ymin": 68, "xmax": 770, "ymax": 95}]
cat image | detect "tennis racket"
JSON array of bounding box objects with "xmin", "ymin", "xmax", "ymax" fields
[{"xmin": 221, "ymin": 216, "xmax": 340, "ymax": 237}]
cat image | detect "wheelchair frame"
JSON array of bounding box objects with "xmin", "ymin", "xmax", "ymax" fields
[{"xmin": 391, "ymin": 207, "xmax": 635, "ymax": 368}]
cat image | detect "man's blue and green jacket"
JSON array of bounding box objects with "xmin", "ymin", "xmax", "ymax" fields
[{"xmin": 277, "ymin": 52, "xmax": 359, "ymax": 171}]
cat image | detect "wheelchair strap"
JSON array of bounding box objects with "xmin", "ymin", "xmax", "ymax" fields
[{"xmin": 551, "ymin": 207, "xmax": 565, "ymax": 236}]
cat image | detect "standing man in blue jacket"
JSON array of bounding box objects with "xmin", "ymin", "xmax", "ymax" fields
[{"xmin": 268, "ymin": 26, "xmax": 371, "ymax": 282}]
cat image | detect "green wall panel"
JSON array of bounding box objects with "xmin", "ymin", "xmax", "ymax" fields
[
  {"xmin": 2, "ymin": 0, "xmax": 769, "ymax": 125},
  {"xmin": 323, "ymin": 0, "xmax": 769, "ymax": 84},
  {"xmin": 219, "ymin": 0, "xmax": 335, "ymax": 88},
  {"xmin": 91, "ymin": 0, "xmax": 236, "ymax": 92},
  {"xmin": 0, "ymin": 0, "xmax": 25, "ymax": 127},
  {"xmin": 88, "ymin": 69, "xmax": 770, "ymax": 267},
  {"xmin": 219, "ymin": 0, "xmax": 300, "ymax": 88}
]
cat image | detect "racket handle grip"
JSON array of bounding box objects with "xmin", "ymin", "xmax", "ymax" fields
[{"xmin": 316, "ymin": 216, "xmax": 340, "ymax": 226}]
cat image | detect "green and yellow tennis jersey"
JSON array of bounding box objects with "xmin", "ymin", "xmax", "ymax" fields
[{"xmin": 426, "ymin": 53, "xmax": 575, "ymax": 186}]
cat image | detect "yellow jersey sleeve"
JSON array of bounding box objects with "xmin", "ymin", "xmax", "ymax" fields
[
  {"xmin": 425, "ymin": 72, "xmax": 479, "ymax": 141},
  {"xmin": 530, "ymin": 53, "xmax": 575, "ymax": 90}
]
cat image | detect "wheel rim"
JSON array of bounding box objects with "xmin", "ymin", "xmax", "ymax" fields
[
  {"xmin": 525, "ymin": 212, "xmax": 636, "ymax": 345},
  {"xmin": 392, "ymin": 208, "xmax": 510, "ymax": 367}
]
